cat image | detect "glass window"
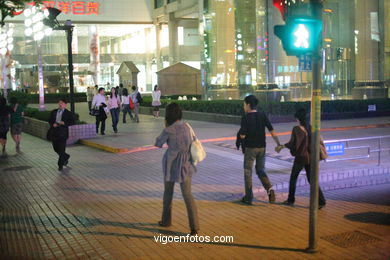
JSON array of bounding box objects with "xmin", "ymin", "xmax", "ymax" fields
[{"xmin": 155, "ymin": 0, "xmax": 164, "ymax": 9}]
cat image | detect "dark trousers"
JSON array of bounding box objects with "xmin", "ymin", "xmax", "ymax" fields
[
  {"xmin": 110, "ymin": 108, "xmax": 120, "ymax": 131},
  {"xmin": 122, "ymin": 105, "xmax": 133, "ymax": 122},
  {"xmin": 88, "ymin": 101, "xmax": 92, "ymax": 111},
  {"xmin": 96, "ymin": 116, "xmax": 106, "ymax": 134},
  {"xmin": 287, "ymin": 159, "xmax": 326, "ymax": 205},
  {"xmin": 52, "ymin": 139, "xmax": 69, "ymax": 166},
  {"xmin": 161, "ymin": 177, "xmax": 199, "ymax": 231}
]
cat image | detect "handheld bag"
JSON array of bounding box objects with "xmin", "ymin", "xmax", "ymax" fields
[
  {"xmin": 319, "ymin": 139, "xmax": 328, "ymax": 160},
  {"xmin": 129, "ymin": 97, "xmax": 135, "ymax": 110},
  {"xmin": 89, "ymin": 108, "xmax": 100, "ymax": 116},
  {"xmin": 186, "ymin": 123, "xmax": 206, "ymax": 165}
]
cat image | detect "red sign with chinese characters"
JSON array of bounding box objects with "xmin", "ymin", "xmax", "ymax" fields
[{"xmin": 41, "ymin": 1, "xmax": 100, "ymax": 15}]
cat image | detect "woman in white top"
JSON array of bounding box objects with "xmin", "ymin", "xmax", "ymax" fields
[
  {"xmin": 121, "ymin": 88, "xmax": 134, "ymax": 123},
  {"xmin": 152, "ymin": 85, "xmax": 161, "ymax": 118},
  {"xmin": 108, "ymin": 87, "xmax": 121, "ymax": 133},
  {"xmin": 91, "ymin": 87, "xmax": 108, "ymax": 135}
]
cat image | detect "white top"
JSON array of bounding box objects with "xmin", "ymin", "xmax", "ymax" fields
[
  {"xmin": 152, "ymin": 90, "xmax": 161, "ymax": 102},
  {"xmin": 130, "ymin": 91, "xmax": 139, "ymax": 104},
  {"xmin": 121, "ymin": 95, "xmax": 130, "ymax": 105},
  {"xmin": 91, "ymin": 94, "xmax": 107, "ymax": 109}
]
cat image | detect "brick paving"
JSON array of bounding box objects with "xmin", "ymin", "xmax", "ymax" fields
[{"xmin": 1, "ymin": 128, "xmax": 390, "ymax": 259}]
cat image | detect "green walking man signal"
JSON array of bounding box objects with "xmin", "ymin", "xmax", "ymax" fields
[{"xmin": 274, "ymin": 17, "xmax": 322, "ymax": 56}]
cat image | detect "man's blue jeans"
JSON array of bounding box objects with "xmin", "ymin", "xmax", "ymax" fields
[{"xmin": 243, "ymin": 147, "xmax": 272, "ymax": 201}]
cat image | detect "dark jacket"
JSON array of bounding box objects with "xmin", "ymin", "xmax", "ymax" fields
[
  {"xmin": 236, "ymin": 131, "xmax": 245, "ymax": 154},
  {"xmin": 48, "ymin": 109, "xmax": 75, "ymax": 140},
  {"xmin": 285, "ymin": 126, "xmax": 310, "ymax": 165}
]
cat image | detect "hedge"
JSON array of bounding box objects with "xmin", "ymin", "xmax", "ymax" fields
[
  {"xmin": 28, "ymin": 93, "xmax": 87, "ymax": 104},
  {"xmin": 142, "ymin": 98, "xmax": 390, "ymax": 116},
  {"xmin": 21, "ymin": 92, "xmax": 390, "ymax": 116},
  {"xmin": 24, "ymin": 107, "xmax": 84, "ymax": 124}
]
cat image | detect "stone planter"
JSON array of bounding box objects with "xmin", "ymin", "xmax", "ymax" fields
[
  {"xmin": 66, "ymin": 124, "xmax": 96, "ymax": 145},
  {"xmin": 23, "ymin": 117, "xmax": 96, "ymax": 145}
]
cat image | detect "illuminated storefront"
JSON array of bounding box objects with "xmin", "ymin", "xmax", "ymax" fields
[
  {"xmin": 3, "ymin": 0, "xmax": 159, "ymax": 94},
  {"xmin": 200, "ymin": 0, "xmax": 389, "ymax": 101}
]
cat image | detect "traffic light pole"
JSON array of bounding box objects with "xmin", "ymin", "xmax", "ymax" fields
[
  {"xmin": 66, "ymin": 26, "xmax": 75, "ymax": 114},
  {"xmin": 307, "ymin": 0, "xmax": 323, "ymax": 253}
]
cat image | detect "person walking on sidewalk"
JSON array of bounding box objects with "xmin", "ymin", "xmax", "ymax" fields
[
  {"xmin": 0, "ymin": 97, "xmax": 12, "ymax": 158},
  {"xmin": 92, "ymin": 87, "xmax": 108, "ymax": 135},
  {"xmin": 10, "ymin": 97, "xmax": 25, "ymax": 153},
  {"xmin": 108, "ymin": 87, "xmax": 121, "ymax": 133},
  {"xmin": 155, "ymin": 103, "xmax": 199, "ymax": 235},
  {"xmin": 130, "ymin": 86, "xmax": 142, "ymax": 123},
  {"xmin": 275, "ymin": 108, "xmax": 326, "ymax": 209},
  {"xmin": 152, "ymin": 85, "xmax": 161, "ymax": 118},
  {"xmin": 238, "ymin": 95, "xmax": 281, "ymax": 205},
  {"xmin": 86, "ymin": 86, "xmax": 96, "ymax": 111},
  {"xmin": 48, "ymin": 99, "xmax": 75, "ymax": 171},
  {"xmin": 121, "ymin": 88, "xmax": 134, "ymax": 123}
]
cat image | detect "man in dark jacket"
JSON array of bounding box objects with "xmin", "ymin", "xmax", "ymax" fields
[
  {"xmin": 238, "ymin": 95, "xmax": 282, "ymax": 205},
  {"xmin": 48, "ymin": 99, "xmax": 75, "ymax": 170}
]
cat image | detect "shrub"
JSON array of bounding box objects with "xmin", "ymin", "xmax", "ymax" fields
[
  {"xmin": 28, "ymin": 93, "xmax": 87, "ymax": 104},
  {"xmin": 24, "ymin": 107, "xmax": 83, "ymax": 124},
  {"xmin": 7, "ymin": 91, "xmax": 31, "ymax": 106},
  {"xmin": 142, "ymin": 98, "xmax": 390, "ymax": 116}
]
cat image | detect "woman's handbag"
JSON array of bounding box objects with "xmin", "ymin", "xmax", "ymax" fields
[
  {"xmin": 129, "ymin": 97, "xmax": 135, "ymax": 110},
  {"xmin": 186, "ymin": 123, "xmax": 206, "ymax": 165},
  {"xmin": 319, "ymin": 139, "xmax": 328, "ymax": 160},
  {"xmin": 300, "ymin": 126, "xmax": 328, "ymax": 161}
]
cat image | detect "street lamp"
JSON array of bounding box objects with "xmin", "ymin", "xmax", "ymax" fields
[
  {"xmin": 24, "ymin": 5, "xmax": 53, "ymax": 111},
  {"xmin": 43, "ymin": 7, "xmax": 75, "ymax": 114}
]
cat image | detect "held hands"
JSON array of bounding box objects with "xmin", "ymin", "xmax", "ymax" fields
[{"xmin": 275, "ymin": 145, "xmax": 284, "ymax": 153}]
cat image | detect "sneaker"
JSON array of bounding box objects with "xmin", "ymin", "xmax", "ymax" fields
[
  {"xmin": 318, "ymin": 204, "xmax": 326, "ymax": 210},
  {"xmin": 282, "ymin": 200, "xmax": 294, "ymax": 206},
  {"xmin": 268, "ymin": 189, "xmax": 276, "ymax": 203},
  {"xmin": 241, "ymin": 196, "xmax": 252, "ymax": 205},
  {"xmin": 158, "ymin": 221, "xmax": 171, "ymax": 227}
]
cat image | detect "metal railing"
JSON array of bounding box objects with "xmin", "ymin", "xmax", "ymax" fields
[{"xmin": 323, "ymin": 135, "xmax": 390, "ymax": 166}]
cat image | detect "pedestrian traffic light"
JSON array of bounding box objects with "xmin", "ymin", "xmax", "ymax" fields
[{"xmin": 274, "ymin": 17, "xmax": 322, "ymax": 56}]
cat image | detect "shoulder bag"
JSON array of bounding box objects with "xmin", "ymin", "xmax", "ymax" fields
[{"xmin": 186, "ymin": 123, "xmax": 206, "ymax": 165}]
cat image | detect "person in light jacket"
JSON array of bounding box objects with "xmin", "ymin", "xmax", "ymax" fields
[
  {"xmin": 91, "ymin": 87, "xmax": 107, "ymax": 135},
  {"xmin": 155, "ymin": 103, "xmax": 199, "ymax": 235},
  {"xmin": 276, "ymin": 108, "xmax": 326, "ymax": 209},
  {"xmin": 121, "ymin": 88, "xmax": 133, "ymax": 123},
  {"xmin": 108, "ymin": 87, "xmax": 121, "ymax": 133},
  {"xmin": 130, "ymin": 86, "xmax": 141, "ymax": 123},
  {"xmin": 152, "ymin": 85, "xmax": 161, "ymax": 118}
]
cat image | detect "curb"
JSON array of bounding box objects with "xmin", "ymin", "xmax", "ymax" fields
[
  {"xmin": 79, "ymin": 139, "xmax": 129, "ymax": 153},
  {"xmin": 253, "ymin": 166, "xmax": 390, "ymax": 194}
]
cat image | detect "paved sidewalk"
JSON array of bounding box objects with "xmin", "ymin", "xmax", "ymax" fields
[{"xmin": 1, "ymin": 133, "xmax": 390, "ymax": 259}]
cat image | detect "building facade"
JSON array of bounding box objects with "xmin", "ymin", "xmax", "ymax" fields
[{"xmin": 1, "ymin": 0, "xmax": 389, "ymax": 100}]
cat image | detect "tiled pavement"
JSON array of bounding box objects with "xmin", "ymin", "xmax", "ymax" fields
[{"xmin": 1, "ymin": 129, "xmax": 390, "ymax": 259}]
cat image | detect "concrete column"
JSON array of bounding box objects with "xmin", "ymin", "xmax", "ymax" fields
[
  {"xmin": 144, "ymin": 27, "xmax": 153, "ymax": 92},
  {"xmin": 155, "ymin": 23, "xmax": 163, "ymax": 70},
  {"xmin": 88, "ymin": 25, "xmax": 100, "ymax": 86},
  {"xmin": 168, "ymin": 12, "xmax": 179, "ymax": 64},
  {"xmin": 354, "ymin": 0, "xmax": 381, "ymax": 81}
]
